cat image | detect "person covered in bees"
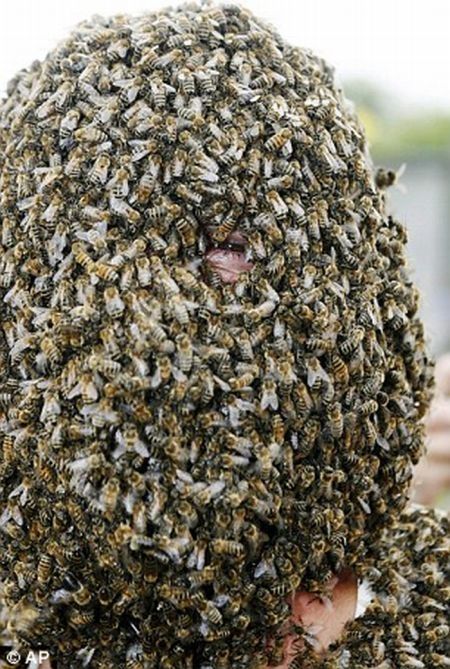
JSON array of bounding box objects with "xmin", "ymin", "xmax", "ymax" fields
[{"xmin": 0, "ymin": 2, "xmax": 448, "ymax": 668}]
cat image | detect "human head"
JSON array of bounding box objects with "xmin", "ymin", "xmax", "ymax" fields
[{"xmin": 0, "ymin": 2, "xmax": 435, "ymax": 666}]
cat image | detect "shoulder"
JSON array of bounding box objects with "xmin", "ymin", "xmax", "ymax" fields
[
  {"xmin": 332, "ymin": 503, "xmax": 448, "ymax": 668},
  {"xmin": 365, "ymin": 502, "xmax": 449, "ymax": 598},
  {"xmin": 391, "ymin": 502, "xmax": 448, "ymax": 553},
  {"xmin": 370, "ymin": 502, "xmax": 448, "ymax": 558},
  {"xmin": 404, "ymin": 501, "xmax": 448, "ymax": 520}
]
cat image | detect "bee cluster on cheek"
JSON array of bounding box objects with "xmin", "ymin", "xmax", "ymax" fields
[{"xmin": 0, "ymin": 1, "xmax": 439, "ymax": 668}]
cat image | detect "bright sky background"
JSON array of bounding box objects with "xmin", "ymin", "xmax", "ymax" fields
[{"xmin": 0, "ymin": 0, "xmax": 449, "ymax": 112}]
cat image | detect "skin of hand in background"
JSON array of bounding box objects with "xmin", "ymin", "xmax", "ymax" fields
[{"xmin": 412, "ymin": 353, "xmax": 450, "ymax": 508}]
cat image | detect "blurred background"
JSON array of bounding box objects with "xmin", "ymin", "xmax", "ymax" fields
[{"xmin": 1, "ymin": 0, "xmax": 449, "ymax": 508}]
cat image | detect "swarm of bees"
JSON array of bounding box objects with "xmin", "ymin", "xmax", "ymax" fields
[{"xmin": 0, "ymin": 0, "xmax": 447, "ymax": 668}]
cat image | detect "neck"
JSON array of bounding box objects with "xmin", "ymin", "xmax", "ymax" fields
[{"xmin": 267, "ymin": 567, "xmax": 358, "ymax": 668}]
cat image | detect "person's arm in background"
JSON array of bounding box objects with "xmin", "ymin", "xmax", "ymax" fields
[{"xmin": 412, "ymin": 353, "xmax": 450, "ymax": 508}]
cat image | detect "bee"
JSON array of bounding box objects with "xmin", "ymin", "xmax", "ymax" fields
[
  {"xmin": 71, "ymin": 241, "xmax": 96, "ymax": 273},
  {"xmin": 88, "ymin": 153, "xmax": 110, "ymax": 186},
  {"xmin": 247, "ymin": 299, "xmax": 278, "ymax": 324},
  {"xmin": 260, "ymin": 216, "xmax": 285, "ymax": 249},
  {"xmin": 100, "ymin": 477, "xmax": 121, "ymax": 519},
  {"xmin": 358, "ymin": 399, "xmax": 379, "ymax": 417},
  {"xmin": 98, "ymin": 326, "xmax": 122, "ymax": 360},
  {"xmin": 339, "ymin": 325, "xmax": 365, "ymax": 356},
  {"xmin": 330, "ymin": 127, "xmax": 353, "ymax": 158},
  {"xmin": 190, "ymin": 592, "xmax": 223, "ymax": 624},
  {"xmin": 264, "ymin": 127, "xmax": 292, "ymax": 152},
  {"xmin": 260, "ymin": 377, "xmax": 279, "ymax": 411},
  {"xmin": 195, "ymin": 66, "xmax": 217, "ymax": 95},
  {"xmin": 0, "ymin": 257, "xmax": 16, "ymax": 287},
  {"xmin": 266, "ymin": 189, "xmax": 289, "ymax": 219},
  {"xmin": 72, "ymin": 584, "xmax": 92, "ymax": 607},
  {"xmin": 172, "ymin": 183, "xmax": 202, "ymax": 208},
  {"xmin": 350, "ymin": 153, "xmax": 367, "ymax": 180},
  {"xmin": 95, "ymin": 261, "xmax": 119, "ymax": 283},
  {"xmin": 118, "ymin": 76, "xmax": 145, "ymax": 106},
  {"xmin": 331, "ymin": 352, "xmax": 350, "ymax": 387},
  {"xmin": 1, "ymin": 216, "xmax": 15, "ymax": 247},
  {"xmin": 252, "ymin": 443, "xmax": 273, "ymax": 481},
  {"xmin": 174, "ymin": 500, "xmax": 198, "ymax": 530},
  {"xmin": 105, "ymin": 36, "xmax": 130, "ymax": 61},
  {"xmin": 135, "ymin": 170, "xmax": 156, "ymax": 203},
  {"xmin": 37, "ymin": 554, "xmax": 53, "ymax": 584},
  {"xmin": 40, "ymin": 335, "xmax": 62, "ymax": 367},
  {"xmin": 241, "ymin": 147, "xmax": 262, "ymax": 179},
  {"xmin": 92, "ymin": 92, "xmax": 120, "ymax": 123},
  {"xmin": 420, "ymin": 559, "xmax": 445, "ymax": 587},
  {"xmin": 110, "ymin": 196, "xmax": 141, "ymax": 222},
  {"xmin": 190, "ymin": 480, "xmax": 225, "ymax": 509},
  {"xmin": 39, "ymin": 388, "xmax": 62, "ymax": 423},
  {"xmin": 395, "ymin": 654, "xmax": 426, "ymax": 668},
  {"xmin": 59, "ymin": 109, "xmax": 81, "ymax": 140},
  {"xmin": 74, "ymin": 125, "xmax": 109, "ymax": 144},
  {"xmin": 150, "ymin": 75, "xmax": 167, "ymax": 108},
  {"xmin": 175, "ymin": 333, "xmax": 193, "ymax": 373},
  {"xmin": 68, "ymin": 605, "xmax": 96, "ymax": 627},
  {"xmin": 174, "ymin": 216, "xmax": 197, "ymax": 248},
  {"xmin": 327, "ymin": 402, "xmax": 344, "ymax": 438},
  {"xmin": 227, "ymin": 369, "xmax": 256, "ymax": 391},
  {"xmin": 104, "ymin": 286, "xmax": 125, "ymax": 318},
  {"xmin": 106, "ymin": 166, "xmax": 130, "ymax": 198},
  {"xmin": 170, "ymin": 294, "xmax": 192, "ymax": 327},
  {"xmin": 317, "ymin": 142, "xmax": 346, "ymax": 175}
]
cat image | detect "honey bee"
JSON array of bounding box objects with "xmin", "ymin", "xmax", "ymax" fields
[
  {"xmin": 104, "ymin": 285, "xmax": 125, "ymax": 318},
  {"xmin": 110, "ymin": 196, "xmax": 141, "ymax": 222},
  {"xmin": 37, "ymin": 554, "xmax": 53, "ymax": 585},
  {"xmin": 174, "ymin": 216, "xmax": 197, "ymax": 248},
  {"xmin": 175, "ymin": 333, "xmax": 193, "ymax": 373},
  {"xmin": 190, "ymin": 592, "xmax": 223, "ymax": 624},
  {"xmin": 327, "ymin": 402, "xmax": 344, "ymax": 439},
  {"xmin": 94, "ymin": 261, "xmax": 119, "ymax": 283},
  {"xmin": 358, "ymin": 399, "xmax": 379, "ymax": 417},
  {"xmin": 134, "ymin": 170, "xmax": 157, "ymax": 204},
  {"xmin": 74, "ymin": 125, "xmax": 108, "ymax": 144},
  {"xmin": 88, "ymin": 153, "xmax": 111, "ymax": 186},
  {"xmin": 40, "ymin": 335, "xmax": 62, "ymax": 367},
  {"xmin": 72, "ymin": 584, "xmax": 92, "ymax": 607},
  {"xmin": 68, "ymin": 605, "xmax": 96, "ymax": 627},
  {"xmin": 266, "ymin": 189, "xmax": 289, "ymax": 219},
  {"xmin": 339, "ymin": 325, "xmax": 365, "ymax": 356},
  {"xmin": 210, "ymin": 539, "xmax": 244, "ymax": 556},
  {"xmin": 71, "ymin": 241, "xmax": 96, "ymax": 273},
  {"xmin": 59, "ymin": 109, "xmax": 81, "ymax": 140},
  {"xmin": 330, "ymin": 352, "xmax": 350, "ymax": 387},
  {"xmin": 264, "ymin": 127, "xmax": 292, "ymax": 152},
  {"xmin": 105, "ymin": 166, "xmax": 130, "ymax": 198}
]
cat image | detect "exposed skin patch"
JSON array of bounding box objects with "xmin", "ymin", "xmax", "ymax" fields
[
  {"xmin": 266, "ymin": 569, "xmax": 358, "ymax": 668},
  {"xmin": 205, "ymin": 229, "xmax": 254, "ymax": 283}
]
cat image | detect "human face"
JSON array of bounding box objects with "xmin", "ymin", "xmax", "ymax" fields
[{"xmin": 204, "ymin": 229, "xmax": 254, "ymax": 283}]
